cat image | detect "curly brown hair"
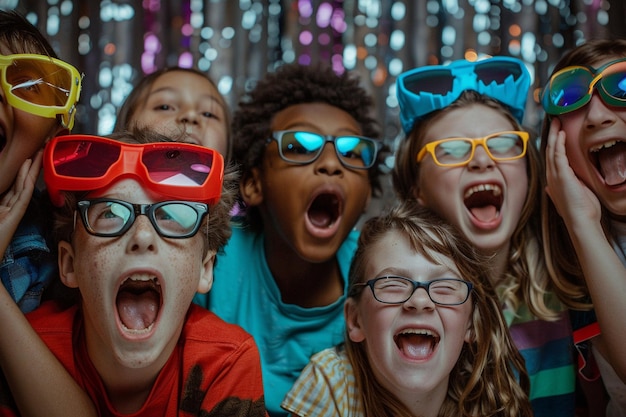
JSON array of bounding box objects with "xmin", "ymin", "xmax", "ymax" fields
[{"xmin": 231, "ymin": 62, "xmax": 384, "ymax": 230}]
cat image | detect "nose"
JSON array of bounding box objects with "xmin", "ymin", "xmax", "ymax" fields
[
  {"xmin": 467, "ymin": 144, "xmax": 495, "ymax": 171},
  {"xmin": 314, "ymin": 143, "xmax": 343, "ymax": 176},
  {"xmin": 126, "ymin": 215, "xmax": 158, "ymax": 253},
  {"xmin": 178, "ymin": 107, "xmax": 199, "ymax": 125},
  {"xmin": 403, "ymin": 286, "xmax": 435, "ymax": 311},
  {"xmin": 584, "ymin": 93, "xmax": 617, "ymax": 130}
]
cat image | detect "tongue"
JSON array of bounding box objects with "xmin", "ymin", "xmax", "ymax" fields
[
  {"xmin": 117, "ymin": 290, "xmax": 159, "ymax": 330},
  {"xmin": 309, "ymin": 208, "xmax": 332, "ymax": 228},
  {"xmin": 470, "ymin": 205, "xmax": 498, "ymax": 222},
  {"xmin": 397, "ymin": 334, "xmax": 435, "ymax": 360},
  {"xmin": 599, "ymin": 145, "xmax": 626, "ymax": 186}
]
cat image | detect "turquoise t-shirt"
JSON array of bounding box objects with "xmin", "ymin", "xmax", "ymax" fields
[{"xmin": 194, "ymin": 225, "xmax": 359, "ymax": 417}]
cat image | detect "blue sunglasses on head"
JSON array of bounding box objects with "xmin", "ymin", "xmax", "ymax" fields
[{"xmin": 396, "ymin": 56, "xmax": 531, "ymax": 133}]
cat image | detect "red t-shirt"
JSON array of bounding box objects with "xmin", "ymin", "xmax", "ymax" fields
[{"xmin": 2, "ymin": 301, "xmax": 267, "ymax": 417}]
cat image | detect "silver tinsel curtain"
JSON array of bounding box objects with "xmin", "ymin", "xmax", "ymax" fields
[
  {"xmin": 2, "ymin": 0, "xmax": 620, "ymax": 136},
  {"xmin": 0, "ymin": 0, "xmax": 621, "ymax": 209}
]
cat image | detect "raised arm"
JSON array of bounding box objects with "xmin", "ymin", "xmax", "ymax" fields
[
  {"xmin": 545, "ymin": 118, "xmax": 626, "ymax": 382},
  {"xmin": 0, "ymin": 154, "xmax": 97, "ymax": 417}
]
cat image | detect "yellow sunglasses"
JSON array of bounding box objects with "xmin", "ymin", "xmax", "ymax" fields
[{"xmin": 0, "ymin": 53, "xmax": 82, "ymax": 129}]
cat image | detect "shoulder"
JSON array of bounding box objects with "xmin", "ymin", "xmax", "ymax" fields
[
  {"xmin": 26, "ymin": 300, "xmax": 78, "ymax": 328},
  {"xmin": 282, "ymin": 346, "xmax": 357, "ymax": 417},
  {"xmin": 183, "ymin": 304, "xmax": 257, "ymax": 347}
]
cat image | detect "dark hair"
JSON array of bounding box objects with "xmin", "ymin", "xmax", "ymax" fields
[
  {"xmin": 0, "ymin": 10, "xmax": 57, "ymax": 57},
  {"xmin": 113, "ymin": 67, "xmax": 232, "ymax": 160},
  {"xmin": 231, "ymin": 62, "xmax": 383, "ymax": 230}
]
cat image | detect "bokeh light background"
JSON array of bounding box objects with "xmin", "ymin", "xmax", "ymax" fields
[{"xmin": 1, "ymin": 0, "xmax": 623, "ymax": 210}]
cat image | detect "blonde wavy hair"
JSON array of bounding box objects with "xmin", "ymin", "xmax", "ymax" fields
[
  {"xmin": 346, "ymin": 203, "xmax": 532, "ymax": 417},
  {"xmin": 392, "ymin": 90, "xmax": 559, "ymax": 321}
]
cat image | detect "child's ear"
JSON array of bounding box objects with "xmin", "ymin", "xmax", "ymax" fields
[
  {"xmin": 344, "ymin": 298, "xmax": 365, "ymax": 342},
  {"xmin": 413, "ymin": 186, "xmax": 427, "ymax": 206},
  {"xmin": 58, "ymin": 241, "xmax": 79, "ymax": 288},
  {"xmin": 240, "ymin": 167, "xmax": 263, "ymax": 207},
  {"xmin": 197, "ymin": 249, "xmax": 216, "ymax": 294}
]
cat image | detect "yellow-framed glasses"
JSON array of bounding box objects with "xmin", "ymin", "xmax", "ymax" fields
[
  {"xmin": 417, "ymin": 131, "xmax": 529, "ymax": 167},
  {"xmin": 0, "ymin": 53, "xmax": 82, "ymax": 129}
]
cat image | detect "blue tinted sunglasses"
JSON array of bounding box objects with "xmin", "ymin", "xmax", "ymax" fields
[
  {"xmin": 268, "ymin": 130, "xmax": 380, "ymax": 169},
  {"xmin": 541, "ymin": 58, "xmax": 626, "ymax": 115},
  {"xmin": 396, "ymin": 57, "xmax": 531, "ymax": 133}
]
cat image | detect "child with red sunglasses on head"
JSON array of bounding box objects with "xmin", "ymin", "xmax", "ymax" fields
[
  {"xmin": 0, "ymin": 128, "xmax": 267, "ymax": 417},
  {"xmin": 541, "ymin": 39, "xmax": 626, "ymax": 417},
  {"xmin": 392, "ymin": 57, "xmax": 576, "ymax": 417},
  {"xmin": 113, "ymin": 66, "xmax": 231, "ymax": 161},
  {"xmin": 283, "ymin": 203, "xmax": 533, "ymax": 417},
  {"xmin": 193, "ymin": 62, "xmax": 386, "ymax": 417}
]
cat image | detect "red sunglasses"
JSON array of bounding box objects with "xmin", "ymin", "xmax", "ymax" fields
[{"xmin": 44, "ymin": 135, "xmax": 224, "ymax": 207}]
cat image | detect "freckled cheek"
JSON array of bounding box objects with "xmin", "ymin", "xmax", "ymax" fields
[
  {"xmin": 164, "ymin": 251, "xmax": 203, "ymax": 311},
  {"xmin": 78, "ymin": 251, "xmax": 114, "ymax": 306}
]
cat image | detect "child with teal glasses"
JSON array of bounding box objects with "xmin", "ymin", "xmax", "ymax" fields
[
  {"xmin": 540, "ymin": 39, "xmax": 626, "ymax": 417},
  {"xmin": 193, "ymin": 62, "xmax": 385, "ymax": 417},
  {"xmin": 392, "ymin": 56, "xmax": 576, "ymax": 417}
]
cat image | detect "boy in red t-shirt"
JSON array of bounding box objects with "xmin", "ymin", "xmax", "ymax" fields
[{"xmin": 0, "ymin": 129, "xmax": 267, "ymax": 416}]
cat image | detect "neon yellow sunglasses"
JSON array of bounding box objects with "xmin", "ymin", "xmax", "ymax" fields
[{"xmin": 0, "ymin": 54, "xmax": 82, "ymax": 129}]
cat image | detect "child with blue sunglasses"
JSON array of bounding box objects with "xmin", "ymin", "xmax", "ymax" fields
[
  {"xmin": 193, "ymin": 62, "xmax": 385, "ymax": 417},
  {"xmin": 392, "ymin": 56, "xmax": 576, "ymax": 417},
  {"xmin": 541, "ymin": 39, "xmax": 626, "ymax": 417}
]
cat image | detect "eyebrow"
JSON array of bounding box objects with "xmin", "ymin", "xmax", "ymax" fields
[{"xmin": 148, "ymin": 87, "xmax": 225, "ymax": 107}]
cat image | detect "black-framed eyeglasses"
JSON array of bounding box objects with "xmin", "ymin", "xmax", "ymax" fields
[
  {"xmin": 350, "ymin": 276, "xmax": 473, "ymax": 305},
  {"xmin": 268, "ymin": 130, "xmax": 380, "ymax": 169},
  {"xmin": 76, "ymin": 198, "xmax": 208, "ymax": 238}
]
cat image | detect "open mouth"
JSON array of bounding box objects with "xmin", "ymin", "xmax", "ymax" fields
[
  {"xmin": 590, "ymin": 140, "xmax": 626, "ymax": 187},
  {"xmin": 116, "ymin": 275, "xmax": 162, "ymax": 334},
  {"xmin": 463, "ymin": 184, "xmax": 503, "ymax": 223},
  {"xmin": 394, "ymin": 328, "xmax": 440, "ymax": 360},
  {"xmin": 0, "ymin": 132, "xmax": 6, "ymax": 153},
  {"xmin": 307, "ymin": 192, "xmax": 342, "ymax": 229}
]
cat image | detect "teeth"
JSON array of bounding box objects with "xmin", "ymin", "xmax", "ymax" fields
[
  {"xmin": 590, "ymin": 140, "xmax": 619, "ymax": 152},
  {"xmin": 464, "ymin": 183, "xmax": 502, "ymax": 199},
  {"xmin": 121, "ymin": 322, "xmax": 155, "ymax": 334},
  {"xmin": 399, "ymin": 328, "xmax": 437, "ymax": 337},
  {"xmin": 121, "ymin": 276, "xmax": 161, "ymax": 288}
]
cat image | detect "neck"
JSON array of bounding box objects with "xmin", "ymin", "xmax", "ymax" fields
[
  {"xmin": 263, "ymin": 236, "xmax": 344, "ymax": 308},
  {"xmin": 482, "ymin": 242, "xmax": 510, "ymax": 287}
]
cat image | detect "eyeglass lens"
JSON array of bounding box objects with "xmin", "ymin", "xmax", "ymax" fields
[
  {"xmin": 473, "ymin": 61, "xmax": 522, "ymax": 83},
  {"xmin": 547, "ymin": 62, "xmax": 626, "ymax": 111},
  {"xmin": 52, "ymin": 140, "xmax": 213, "ymax": 186},
  {"xmin": 6, "ymin": 58, "xmax": 72, "ymax": 107},
  {"xmin": 371, "ymin": 277, "xmax": 470, "ymax": 305},
  {"xmin": 403, "ymin": 61, "xmax": 522, "ymax": 96},
  {"xmin": 79, "ymin": 199, "xmax": 204, "ymax": 238},
  {"xmin": 278, "ymin": 131, "xmax": 376, "ymax": 168},
  {"xmin": 434, "ymin": 133, "xmax": 525, "ymax": 165}
]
